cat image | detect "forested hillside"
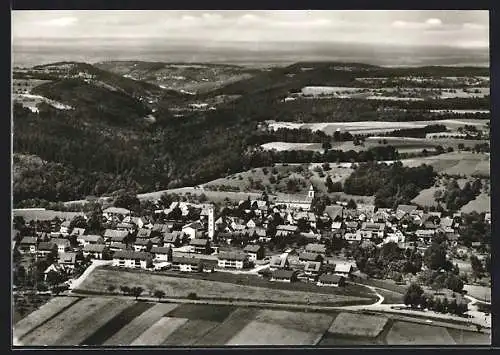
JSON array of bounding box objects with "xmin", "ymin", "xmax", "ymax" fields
[{"xmin": 13, "ymin": 61, "xmax": 489, "ymax": 207}]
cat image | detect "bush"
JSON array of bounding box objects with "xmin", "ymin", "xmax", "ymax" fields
[{"xmin": 187, "ymin": 292, "xmax": 198, "ymax": 300}]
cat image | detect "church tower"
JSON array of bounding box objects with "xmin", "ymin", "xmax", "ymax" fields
[
  {"xmin": 308, "ymin": 184, "xmax": 315, "ymax": 199},
  {"xmin": 208, "ymin": 205, "xmax": 215, "ymax": 240}
]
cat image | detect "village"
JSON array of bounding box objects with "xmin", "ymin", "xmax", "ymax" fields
[{"xmin": 13, "ymin": 182, "xmax": 491, "ymax": 315}]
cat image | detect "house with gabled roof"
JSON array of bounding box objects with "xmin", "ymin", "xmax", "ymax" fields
[
  {"xmin": 189, "ymin": 238, "xmax": 210, "ymax": 254},
  {"xmin": 137, "ymin": 228, "xmax": 152, "ymax": 239},
  {"xmin": 109, "ymin": 242, "xmax": 127, "ymax": 252},
  {"xmin": 217, "ymin": 251, "xmax": 250, "ymax": 269},
  {"xmin": 77, "ymin": 234, "xmax": 104, "ymax": 247},
  {"xmin": 269, "ymin": 254, "xmax": 289, "ymax": 271},
  {"xmin": 70, "ymin": 228, "xmax": 86, "ymax": 237},
  {"xmin": 243, "ymin": 244, "xmax": 265, "ymax": 261},
  {"xmin": 150, "ymin": 246, "xmax": 172, "ymax": 262},
  {"xmin": 37, "ymin": 242, "xmax": 57, "ymax": 257},
  {"xmin": 304, "ymin": 261, "xmax": 321, "ymax": 280},
  {"xmin": 50, "ymin": 238, "xmax": 71, "ymax": 254},
  {"xmin": 299, "ymin": 252, "xmax": 323, "ymax": 264},
  {"xmin": 317, "ymin": 273, "xmax": 345, "ymax": 287},
  {"xmin": 305, "ymin": 243, "xmax": 327, "ymax": 256},
  {"xmin": 83, "ymin": 244, "xmax": 107, "ymax": 259},
  {"xmin": 334, "ymin": 262, "xmax": 353, "ymax": 278},
  {"xmin": 19, "ymin": 236, "xmax": 38, "ymax": 253},
  {"xmin": 270, "ymin": 269, "xmax": 297, "ymax": 283},
  {"xmin": 104, "ymin": 229, "xmax": 129, "ymax": 244},
  {"xmin": 182, "ymin": 221, "xmax": 205, "ymax": 240},
  {"xmin": 112, "ymin": 250, "xmax": 152, "ymax": 269},
  {"xmin": 133, "ymin": 238, "xmax": 152, "ymax": 252}
]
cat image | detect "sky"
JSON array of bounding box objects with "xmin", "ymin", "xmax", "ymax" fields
[{"xmin": 12, "ymin": 10, "xmax": 489, "ymax": 49}]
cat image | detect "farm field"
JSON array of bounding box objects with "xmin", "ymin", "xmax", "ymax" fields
[
  {"xmin": 75, "ymin": 267, "xmax": 372, "ymax": 306},
  {"xmin": 13, "ymin": 291, "xmax": 53, "ymax": 324},
  {"xmin": 103, "ymin": 303, "xmax": 179, "ymax": 345},
  {"xmin": 13, "ymin": 209, "xmax": 86, "ymax": 222},
  {"xmin": 328, "ymin": 313, "xmax": 388, "ymax": 338},
  {"xmin": 386, "ymin": 321, "xmax": 457, "ymax": 345},
  {"xmin": 260, "ymin": 142, "xmax": 323, "ymax": 152},
  {"xmin": 266, "ymin": 119, "xmax": 489, "ymax": 135},
  {"xmin": 261, "ymin": 137, "xmax": 487, "ymax": 154},
  {"xmin": 463, "ymin": 285, "xmax": 491, "ymax": 303},
  {"xmin": 396, "ymin": 152, "xmax": 490, "ymax": 177},
  {"xmin": 17, "ymin": 296, "xmax": 115, "ymax": 345},
  {"xmin": 13, "ymin": 296, "xmax": 80, "ymax": 340},
  {"xmin": 411, "ymin": 186, "xmax": 441, "ymax": 207},
  {"xmin": 14, "ymin": 297, "xmax": 486, "ymax": 346},
  {"xmin": 460, "ymin": 192, "xmax": 490, "ymax": 214}
]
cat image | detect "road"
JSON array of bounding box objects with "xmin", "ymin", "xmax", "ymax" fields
[
  {"xmin": 346, "ymin": 281, "xmax": 490, "ymax": 330},
  {"xmin": 68, "ymin": 260, "xmax": 113, "ymax": 291}
]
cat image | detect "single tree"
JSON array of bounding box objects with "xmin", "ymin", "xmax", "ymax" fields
[
  {"xmin": 404, "ymin": 283, "xmax": 424, "ymax": 309},
  {"xmin": 154, "ymin": 290, "xmax": 166, "ymax": 302},
  {"xmin": 107, "ymin": 285, "xmax": 116, "ymax": 293},
  {"xmin": 131, "ymin": 286, "xmax": 144, "ymax": 300}
]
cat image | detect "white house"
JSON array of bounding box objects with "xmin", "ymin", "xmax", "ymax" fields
[
  {"xmin": 334, "ymin": 262, "xmax": 353, "ymax": 278},
  {"xmin": 51, "ymin": 238, "xmax": 71, "ymax": 254},
  {"xmin": 171, "ymin": 256, "xmax": 202, "ymax": 272},
  {"xmin": 182, "ymin": 221, "xmax": 204, "ymax": 240},
  {"xmin": 83, "ymin": 244, "xmax": 107, "ymax": 259},
  {"xmin": 151, "ymin": 246, "xmax": 172, "ymax": 262},
  {"xmin": 217, "ymin": 251, "xmax": 250, "ymax": 269},
  {"xmin": 112, "ymin": 250, "xmax": 151, "ymax": 269},
  {"xmin": 243, "ymin": 244, "xmax": 265, "ymax": 261},
  {"xmin": 77, "ymin": 234, "xmax": 104, "ymax": 247}
]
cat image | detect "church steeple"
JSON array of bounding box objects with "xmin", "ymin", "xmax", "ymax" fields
[{"xmin": 308, "ymin": 184, "xmax": 315, "ymax": 199}]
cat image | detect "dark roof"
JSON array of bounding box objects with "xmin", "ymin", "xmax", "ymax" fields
[
  {"xmin": 20, "ymin": 236, "xmax": 37, "ymax": 244},
  {"xmin": 272, "ymin": 269, "xmax": 296, "ymax": 279},
  {"xmin": 299, "ymin": 252, "xmax": 322, "ymax": 261},
  {"xmin": 243, "ymin": 244, "xmax": 262, "ymax": 253},
  {"xmin": 305, "ymin": 243, "xmax": 326, "ymax": 253},
  {"xmin": 113, "ymin": 250, "xmax": 151, "ymax": 260},
  {"xmin": 218, "ymin": 251, "xmax": 248, "ymax": 261},
  {"xmin": 319, "ymin": 274, "xmax": 344, "ymax": 283},
  {"xmin": 164, "ymin": 232, "xmax": 182, "ymax": 243},
  {"xmin": 38, "ymin": 242, "xmax": 56, "ymax": 251},
  {"xmin": 190, "ymin": 238, "xmax": 209, "ymax": 246},
  {"xmin": 324, "ymin": 205, "xmax": 343, "ymax": 220},
  {"xmin": 104, "ymin": 229, "xmax": 129, "ymax": 239},
  {"xmin": 83, "ymin": 244, "xmax": 107, "ymax": 252},
  {"xmin": 71, "ymin": 228, "xmax": 86, "ymax": 236},
  {"xmin": 172, "ymin": 256, "xmax": 201, "ymax": 266},
  {"xmin": 137, "ymin": 228, "xmax": 152, "ymax": 238},
  {"xmin": 134, "ymin": 239, "xmax": 151, "ymax": 246},
  {"xmin": 110, "ymin": 242, "xmax": 127, "ymax": 250},
  {"xmin": 152, "ymin": 224, "xmax": 170, "ymax": 233},
  {"xmin": 151, "ymin": 246, "xmax": 171, "ymax": 254}
]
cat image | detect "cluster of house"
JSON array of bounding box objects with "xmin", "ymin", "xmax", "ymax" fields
[
  {"xmin": 263, "ymin": 244, "xmax": 353, "ymax": 287},
  {"xmin": 14, "ymin": 184, "xmax": 483, "ymax": 286}
]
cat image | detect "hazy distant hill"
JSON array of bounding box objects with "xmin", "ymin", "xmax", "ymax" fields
[{"xmin": 94, "ymin": 61, "xmax": 261, "ymax": 94}]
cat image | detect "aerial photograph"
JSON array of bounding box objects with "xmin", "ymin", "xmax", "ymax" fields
[{"xmin": 11, "ymin": 10, "xmax": 491, "ymax": 346}]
